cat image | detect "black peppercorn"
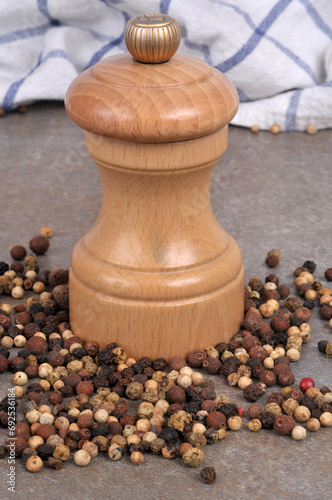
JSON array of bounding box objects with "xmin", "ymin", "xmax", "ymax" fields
[
  {"xmin": 243, "ymin": 383, "xmax": 266, "ymax": 402},
  {"xmin": 137, "ymin": 356, "xmax": 153, "ymax": 368},
  {"xmin": 318, "ymin": 340, "xmax": 328, "ymax": 353},
  {"xmin": 0, "ymin": 261, "xmax": 9, "ymax": 275},
  {"xmin": 47, "ymin": 457, "xmax": 64, "ymax": 470},
  {"xmin": 185, "ymin": 401, "xmax": 202, "ymax": 415},
  {"xmin": 320, "ymin": 305, "xmax": 332, "ymax": 320},
  {"xmin": 52, "ymin": 284, "xmax": 69, "ymax": 310},
  {"xmin": 214, "ymin": 342, "xmax": 228, "ymax": 356},
  {"xmin": 303, "ymin": 300, "xmax": 316, "ymax": 310},
  {"xmin": 10, "ymin": 261, "xmax": 24, "ymax": 273},
  {"xmin": 0, "ymin": 347, "xmax": 10, "ymax": 359},
  {"xmin": 159, "ymin": 427, "xmax": 179, "ymax": 443},
  {"xmin": 97, "ymin": 349, "xmax": 114, "ymax": 366},
  {"xmin": 200, "ymin": 466, "xmax": 216, "ymax": 484},
  {"xmin": 152, "ymin": 358, "xmax": 168, "ymax": 371},
  {"xmin": 36, "ymin": 443, "xmax": 54, "ymax": 461},
  {"xmin": 21, "ymin": 447, "xmax": 37, "ymax": 463},
  {"xmin": 260, "ymin": 411, "xmax": 275, "ymax": 429},
  {"xmin": 220, "ymin": 404, "xmax": 238, "ymax": 419}
]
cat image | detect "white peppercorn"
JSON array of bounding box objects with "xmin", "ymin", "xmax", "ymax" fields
[
  {"xmin": 320, "ymin": 412, "xmax": 332, "ymax": 427},
  {"xmin": 12, "ymin": 372, "xmax": 28, "ymax": 386},
  {"xmin": 291, "ymin": 426, "xmax": 306, "ymax": 440},
  {"xmin": 74, "ymin": 450, "xmax": 91, "ymax": 466},
  {"xmin": 131, "ymin": 451, "xmax": 144, "ymax": 465}
]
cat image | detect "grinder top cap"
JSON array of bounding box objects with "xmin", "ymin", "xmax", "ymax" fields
[{"xmin": 65, "ymin": 13, "xmax": 238, "ymax": 143}]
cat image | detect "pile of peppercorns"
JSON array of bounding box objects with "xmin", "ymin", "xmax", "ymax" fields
[{"xmin": 0, "ymin": 240, "xmax": 332, "ymax": 483}]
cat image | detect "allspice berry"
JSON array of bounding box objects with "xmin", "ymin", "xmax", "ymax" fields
[
  {"xmin": 187, "ymin": 350, "xmax": 206, "ymax": 368},
  {"xmin": 247, "ymin": 403, "xmax": 263, "ymax": 419},
  {"xmin": 167, "ymin": 385, "xmax": 186, "ymax": 404},
  {"xmin": 26, "ymin": 455, "xmax": 43, "ymax": 472},
  {"xmin": 324, "ymin": 268, "xmax": 332, "ymax": 282},
  {"xmin": 273, "ymin": 414, "xmax": 295, "ymax": 435},
  {"xmin": 169, "ymin": 356, "xmax": 187, "ymax": 371},
  {"xmin": 266, "ymin": 254, "xmax": 279, "ymax": 268},
  {"xmin": 29, "ymin": 236, "xmax": 50, "ymax": 255},
  {"xmin": 10, "ymin": 245, "xmax": 27, "ymax": 261},
  {"xmin": 206, "ymin": 411, "xmax": 226, "ymax": 429}
]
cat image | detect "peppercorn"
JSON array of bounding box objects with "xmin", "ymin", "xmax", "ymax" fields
[
  {"xmin": 243, "ymin": 383, "xmax": 266, "ymax": 402},
  {"xmin": 324, "ymin": 268, "xmax": 332, "ymax": 281},
  {"xmin": 292, "ymin": 426, "xmax": 306, "ymax": 440},
  {"xmin": 277, "ymin": 369, "xmax": 295, "ymax": 387},
  {"xmin": 26, "ymin": 455, "xmax": 43, "ymax": 472},
  {"xmin": 74, "ymin": 449, "xmax": 91, "ymax": 466},
  {"xmin": 227, "ymin": 416, "xmax": 242, "ymax": 431},
  {"xmin": 319, "ymin": 412, "xmax": 332, "ymax": 427},
  {"xmin": 273, "ymin": 414, "xmax": 295, "ymax": 435},
  {"xmin": 266, "ymin": 254, "xmax": 279, "ymax": 268},
  {"xmin": 202, "ymin": 357, "xmax": 221, "ymax": 375},
  {"xmin": 259, "ymin": 370, "xmax": 277, "ymax": 387},
  {"xmin": 247, "ymin": 403, "xmax": 263, "ymax": 419},
  {"xmin": 28, "ymin": 236, "xmax": 49, "ymax": 255},
  {"xmin": 317, "ymin": 340, "xmax": 328, "ymax": 354},
  {"xmin": 200, "ymin": 466, "xmax": 216, "ymax": 484},
  {"xmin": 307, "ymin": 418, "xmax": 320, "ymax": 431},
  {"xmin": 186, "ymin": 350, "xmax": 206, "ymax": 369},
  {"xmin": 182, "ymin": 447, "xmax": 204, "ymax": 468}
]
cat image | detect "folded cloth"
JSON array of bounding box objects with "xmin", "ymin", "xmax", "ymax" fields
[{"xmin": 0, "ymin": 0, "xmax": 331, "ymax": 131}]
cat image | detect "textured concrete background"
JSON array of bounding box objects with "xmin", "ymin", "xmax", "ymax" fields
[{"xmin": 0, "ymin": 103, "xmax": 331, "ymax": 499}]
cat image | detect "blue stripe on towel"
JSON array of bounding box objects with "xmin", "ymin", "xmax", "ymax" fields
[
  {"xmin": 37, "ymin": 0, "xmax": 60, "ymax": 26},
  {"xmin": 298, "ymin": 0, "xmax": 332, "ymax": 40},
  {"xmin": 0, "ymin": 24, "xmax": 49, "ymax": 44},
  {"xmin": 216, "ymin": 0, "xmax": 293, "ymax": 73},
  {"xmin": 211, "ymin": 0, "xmax": 317, "ymax": 84},
  {"xmin": 183, "ymin": 38, "xmax": 212, "ymax": 65},
  {"xmin": 84, "ymin": 8, "xmax": 130, "ymax": 68},
  {"xmin": 160, "ymin": 0, "xmax": 171, "ymax": 14},
  {"xmin": 2, "ymin": 50, "xmax": 71, "ymax": 110},
  {"xmin": 285, "ymin": 89, "xmax": 302, "ymax": 130}
]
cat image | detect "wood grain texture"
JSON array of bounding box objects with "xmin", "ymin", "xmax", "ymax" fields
[
  {"xmin": 66, "ymin": 46, "xmax": 243, "ymax": 359},
  {"xmin": 65, "ymin": 54, "xmax": 239, "ymax": 143},
  {"xmin": 69, "ymin": 130, "xmax": 244, "ymax": 359}
]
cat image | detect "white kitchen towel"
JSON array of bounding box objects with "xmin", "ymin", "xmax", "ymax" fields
[{"xmin": 0, "ymin": 0, "xmax": 331, "ymax": 131}]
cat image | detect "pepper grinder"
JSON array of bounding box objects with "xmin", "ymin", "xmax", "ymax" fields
[{"xmin": 65, "ymin": 13, "xmax": 244, "ymax": 359}]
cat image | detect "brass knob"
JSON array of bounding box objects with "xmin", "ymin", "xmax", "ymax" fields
[{"xmin": 124, "ymin": 13, "xmax": 181, "ymax": 64}]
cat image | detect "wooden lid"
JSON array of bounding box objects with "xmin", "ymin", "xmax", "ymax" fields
[{"xmin": 65, "ymin": 14, "xmax": 238, "ymax": 143}]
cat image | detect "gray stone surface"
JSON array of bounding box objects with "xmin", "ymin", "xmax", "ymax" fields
[{"xmin": 0, "ymin": 102, "xmax": 331, "ymax": 499}]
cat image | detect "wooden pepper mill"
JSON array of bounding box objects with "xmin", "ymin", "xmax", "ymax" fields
[{"xmin": 65, "ymin": 13, "xmax": 244, "ymax": 359}]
